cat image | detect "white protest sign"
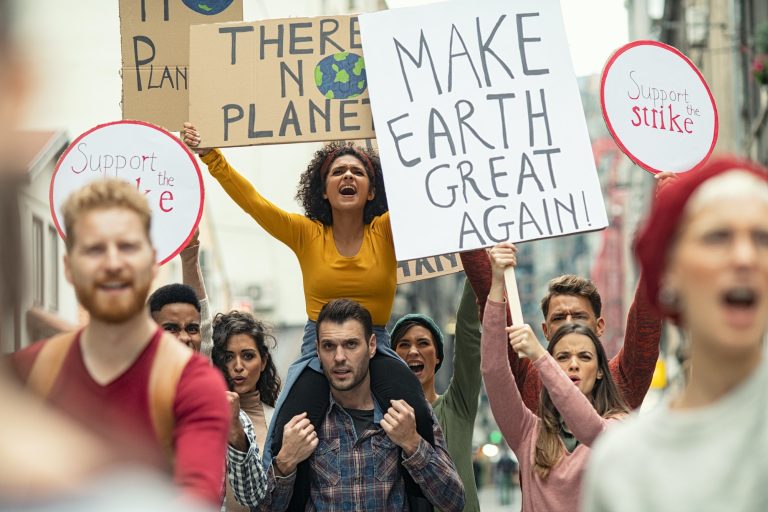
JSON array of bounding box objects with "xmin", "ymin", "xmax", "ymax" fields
[
  {"xmin": 50, "ymin": 121, "xmax": 204, "ymax": 265},
  {"xmin": 360, "ymin": 0, "xmax": 607, "ymax": 261},
  {"xmin": 600, "ymin": 41, "xmax": 718, "ymax": 174}
]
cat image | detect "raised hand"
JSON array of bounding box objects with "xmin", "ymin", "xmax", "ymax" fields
[
  {"xmin": 487, "ymin": 242, "xmax": 518, "ymax": 282},
  {"xmin": 506, "ymin": 324, "xmax": 546, "ymax": 361},
  {"xmin": 184, "ymin": 227, "xmax": 200, "ymax": 250},
  {"xmin": 381, "ymin": 399, "xmax": 421, "ymax": 457},
  {"xmin": 274, "ymin": 412, "xmax": 318, "ymax": 476},
  {"xmin": 181, "ymin": 122, "xmax": 211, "ymax": 156},
  {"xmin": 654, "ymin": 171, "xmax": 679, "ymax": 196}
]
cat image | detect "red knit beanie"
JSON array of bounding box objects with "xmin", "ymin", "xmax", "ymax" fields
[{"xmin": 634, "ymin": 156, "xmax": 768, "ymax": 322}]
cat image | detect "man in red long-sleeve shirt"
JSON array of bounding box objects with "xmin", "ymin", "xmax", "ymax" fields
[
  {"xmin": 461, "ymin": 246, "xmax": 661, "ymax": 412},
  {"xmin": 12, "ymin": 180, "xmax": 231, "ymax": 505}
]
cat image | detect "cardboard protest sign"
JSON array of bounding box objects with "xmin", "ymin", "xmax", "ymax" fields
[
  {"xmin": 50, "ymin": 121, "xmax": 204, "ymax": 265},
  {"xmin": 189, "ymin": 14, "xmax": 374, "ymax": 148},
  {"xmin": 600, "ymin": 41, "xmax": 718, "ymax": 174},
  {"xmin": 397, "ymin": 253, "xmax": 463, "ymax": 284},
  {"xmin": 120, "ymin": 0, "xmax": 243, "ymax": 130},
  {"xmin": 359, "ymin": 0, "xmax": 607, "ymax": 261}
]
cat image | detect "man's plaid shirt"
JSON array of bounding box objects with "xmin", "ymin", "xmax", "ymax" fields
[{"xmin": 228, "ymin": 394, "xmax": 465, "ymax": 511}]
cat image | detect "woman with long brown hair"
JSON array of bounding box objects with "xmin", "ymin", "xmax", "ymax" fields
[
  {"xmin": 211, "ymin": 311, "xmax": 280, "ymax": 512},
  {"xmin": 481, "ymin": 243, "xmax": 627, "ymax": 511}
]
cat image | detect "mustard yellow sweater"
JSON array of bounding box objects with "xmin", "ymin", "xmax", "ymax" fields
[{"xmin": 201, "ymin": 149, "xmax": 397, "ymax": 325}]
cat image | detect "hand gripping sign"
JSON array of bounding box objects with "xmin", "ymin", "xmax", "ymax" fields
[
  {"xmin": 50, "ymin": 120, "xmax": 204, "ymax": 265},
  {"xmin": 600, "ymin": 41, "xmax": 718, "ymax": 174}
]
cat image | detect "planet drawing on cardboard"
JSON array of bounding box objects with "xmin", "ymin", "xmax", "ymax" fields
[{"xmin": 182, "ymin": 0, "xmax": 235, "ymax": 15}]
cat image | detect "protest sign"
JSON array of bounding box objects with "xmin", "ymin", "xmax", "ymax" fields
[
  {"xmin": 601, "ymin": 41, "xmax": 718, "ymax": 174},
  {"xmin": 397, "ymin": 253, "xmax": 463, "ymax": 284},
  {"xmin": 359, "ymin": 0, "xmax": 608, "ymax": 261},
  {"xmin": 50, "ymin": 120, "xmax": 204, "ymax": 265},
  {"xmin": 189, "ymin": 14, "xmax": 374, "ymax": 148},
  {"xmin": 120, "ymin": 0, "xmax": 243, "ymax": 130}
]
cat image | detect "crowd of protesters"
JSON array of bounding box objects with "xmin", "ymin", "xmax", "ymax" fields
[{"xmin": 2, "ymin": 0, "xmax": 768, "ymax": 509}]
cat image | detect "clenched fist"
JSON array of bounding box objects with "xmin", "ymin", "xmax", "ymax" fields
[
  {"xmin": 274, "ymin": 412, "xmax": 318, "ymax": 476},
  {"xmin": 381, "ymin": 399, "xmax": 421, "ymax": 457}
]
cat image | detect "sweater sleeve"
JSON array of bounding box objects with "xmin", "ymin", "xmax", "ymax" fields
[
  {"xmin": 198, "ymin": 297, "xmax": 213, "ymax": 359},
  {"xmin": 534, "ymin": 354, "xmax": 617, "ymax": 447},
  {"xmin": 461, "ymin": 249, "xmax": 535, "ymax": 408},
  {"xmin": 609, "ymin": 273, "xmax": 662, "ymax": 410},
  {"xmin": 481, "ymin": 299, "xmax": 538, "ymax": 451},
  {"xmin": 200, "ymin": 149, "xmax": 311, "ymax": 252},
  {"xmin": 440, "ymin": 278, "xmax": 482, "ymax": 420},
  {"xmin": 172, "ymin": 355, "xmax": 230, "ymax": 505},
  {"xmin": 370, "ymin": 211, "xmax": 393, "ymax": 245}
]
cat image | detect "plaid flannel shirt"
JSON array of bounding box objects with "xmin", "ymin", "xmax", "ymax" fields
[
  {"xmin": 225, "ymin": 410, "xmax": 268, "ymax": 510},
  {"xmin": 229, "ymin": 393, "xmax": 465, "ymax": 512}
]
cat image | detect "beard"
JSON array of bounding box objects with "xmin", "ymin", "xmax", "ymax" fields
[
  {"xmin": 324, "ymin": 360, "xmax": 370, "ymax": 393},
  {"xmin": 75, "ymin": 279, "xmax": 152, "ymax": 324}
]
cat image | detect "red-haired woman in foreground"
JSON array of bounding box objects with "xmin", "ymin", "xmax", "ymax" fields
[{"xmin": 584, "ymin": 157, "xmax": 768, "ymax": 512}]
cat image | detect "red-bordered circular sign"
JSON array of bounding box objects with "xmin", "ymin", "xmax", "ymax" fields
[
  {"xmin": 50, "ymin": 120, "xmax": 204, "ymax": 265},
  {"xmin": 600, "ymin": 40, "xmax": 718, "ymax": 174}
]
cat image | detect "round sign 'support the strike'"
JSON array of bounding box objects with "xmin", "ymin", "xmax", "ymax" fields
[
  {"xmin": 50, "ymin": 120, "xmax": 205, "ymax": 265},
  {"xmin": 600, "ymin": 40, "xmax": 718, "ymax": 175}
]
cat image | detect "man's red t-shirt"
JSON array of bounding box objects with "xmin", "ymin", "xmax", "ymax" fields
[{"xmin": 12, "ymin": 328, "xmax": 230, "ymax": 505}]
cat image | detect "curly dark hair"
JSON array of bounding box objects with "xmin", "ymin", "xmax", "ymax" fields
[
  {"xmin": 211, "ymin": 311, "xmax": 281, "ymax": 407},
  {"xmin": 147, "ymin": 283, "xmax": 200, "ymax": 314},
  {"xmin": 295, "ymin": 141, "xmax": 388, "ymax": 226}
]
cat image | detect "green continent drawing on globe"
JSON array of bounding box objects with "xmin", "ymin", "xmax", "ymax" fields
[
  {"xmin": 314, "ymin": 52, "xmax": 367, "ymax": 100},
  {"xmin": 181, "ymin": 0, "xmax": 234, "ymax": 15}
]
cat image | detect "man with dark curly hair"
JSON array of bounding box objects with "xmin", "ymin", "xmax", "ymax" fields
[{"xmin": 181, "ymin": 123, "xmax": 436, "ymax": 510}]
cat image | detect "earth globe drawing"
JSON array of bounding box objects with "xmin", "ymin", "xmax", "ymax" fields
[
  {"xmin": 181, "ymin": 0, "xmax": 234, "ymax": 15},
  {"xmin": 314, "ymin": 52, "xmax": 367, "ymax": 100}
]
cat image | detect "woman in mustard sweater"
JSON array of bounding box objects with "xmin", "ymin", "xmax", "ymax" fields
[{"xmin": 182, "ymin": 124, "xmax": 434, "ymax": 510}]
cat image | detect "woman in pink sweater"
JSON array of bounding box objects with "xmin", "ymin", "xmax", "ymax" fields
[{"xmin": 481, "ymin": 243, "xmax": 628, "ymax": 512}]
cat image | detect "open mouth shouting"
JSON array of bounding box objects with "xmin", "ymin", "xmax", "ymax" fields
[
  {"xmin": 339, "ymin": 184, "xmax": 357, "ymax": 197},
  {"xmin": 407, "ymin": 361, "xmax": 425, "ymax": 377},
  {"xmin": 721, "ymin": 286, "xmax": 761, "ymax": 328}
]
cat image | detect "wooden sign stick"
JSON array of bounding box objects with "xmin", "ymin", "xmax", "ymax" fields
[{"xmin": 504, "ymin": 265, "xmax": 526, "ymax": 358}]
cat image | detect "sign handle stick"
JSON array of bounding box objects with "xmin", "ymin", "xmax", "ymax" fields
[{"xmin": 504, "ymin": 266, "xmax": 527, "ymax": 359}]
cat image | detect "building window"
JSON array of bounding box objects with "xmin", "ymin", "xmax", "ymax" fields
[
  {"xmin": 48, "ymin": 225, "xmax": 59, "ymax": 311},
  {"xmin": 32, "ymin": 217, "xmax": 44, "ymax": 307}
]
